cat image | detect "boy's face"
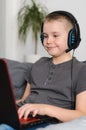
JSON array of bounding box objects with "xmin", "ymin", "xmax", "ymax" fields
[{"xmin": 43, "ymin": 20, "xmax": 70, "ymax": 57}]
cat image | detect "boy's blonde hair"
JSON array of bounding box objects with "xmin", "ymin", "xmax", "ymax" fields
[{"xmin": 43, "ymin": 11, "xmax": 74, "ymax": 32}]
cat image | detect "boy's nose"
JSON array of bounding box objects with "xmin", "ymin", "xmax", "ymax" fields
[{"xmin": 47, "ymin": 36, "xmax": 53, "ymax": 44}]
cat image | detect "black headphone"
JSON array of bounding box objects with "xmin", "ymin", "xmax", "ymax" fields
[{"xmin": 40, "ymin": 10, "xmax": 81, "ymax": 53}]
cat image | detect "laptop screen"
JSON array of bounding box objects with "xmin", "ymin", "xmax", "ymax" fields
[
  {"xmin": 0, "ymin": 59, "xmax": 21, "ymax": 129},
  {"xmin": 0, "ymin": 59, "xmax": 59, "ymax": 129}
]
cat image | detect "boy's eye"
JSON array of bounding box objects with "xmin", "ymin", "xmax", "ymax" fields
[
  {"xmin": 53, "ymin": 34, "xmax": 58, "ymax": 37},
  {"xmin": 44, "ymin": 35, "xmax": 48, "ymax": 38}
]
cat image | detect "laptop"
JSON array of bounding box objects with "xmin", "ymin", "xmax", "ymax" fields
[{"xmin": 0, "ymin": 59, "xmax": 59, "ymax": 130}]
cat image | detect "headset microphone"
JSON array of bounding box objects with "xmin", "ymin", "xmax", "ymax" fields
[
  {"xmin": 65, "ymin": 48, "xmax": 73, "ymax": 53},
  {"xmin": 65, "ymin": 46, "xmax": 74, "ymax": 53}
]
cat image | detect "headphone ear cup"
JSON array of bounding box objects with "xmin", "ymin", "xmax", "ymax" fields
[
  {"xmin": 68, "ymin": 29, "xmax": 76, "ymax": 49},
  {"xmin": 40, "ymin": 33, "xmax": 44, "ymax": 45}
]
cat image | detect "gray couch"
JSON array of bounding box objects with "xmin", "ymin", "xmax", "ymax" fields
[
  {"xmin": 6, "ymin": 58, "xmax": 86, "ymax": 101},
  {"xmin": 6, "ymin": 59, "xmax": 33, "ymax": 100}
]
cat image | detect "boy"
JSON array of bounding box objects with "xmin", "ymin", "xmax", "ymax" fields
[{"xmin": 1, "ymin": 10, "xmax": 86, "ymax": 130}]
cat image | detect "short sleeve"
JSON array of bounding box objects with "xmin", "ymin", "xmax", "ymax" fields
[{"xmin": 76, "ymin": 64, "xmax": 86, "ymax": 94}]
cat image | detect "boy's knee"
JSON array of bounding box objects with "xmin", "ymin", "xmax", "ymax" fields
[{"xmin": 0, "ymin": 124, "xmax": 14, "ymax": 130}]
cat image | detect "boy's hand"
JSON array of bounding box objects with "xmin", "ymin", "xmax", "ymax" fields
[{"xmin": 18, "ymin": 104, "xmax": 47, "ymax": 119}]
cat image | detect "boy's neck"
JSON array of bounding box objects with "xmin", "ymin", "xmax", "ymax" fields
[{"xmin": 52, "ymin": 53, "xmax": 72, "ymax": 65}]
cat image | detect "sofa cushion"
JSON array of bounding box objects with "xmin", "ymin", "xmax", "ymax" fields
[{"xmin": 6, "ymin": 59, "xmax": 32, "ymax": 99}]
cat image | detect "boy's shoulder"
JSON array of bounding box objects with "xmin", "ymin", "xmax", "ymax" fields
[
  {"xmin": 74, "ymin": 57, "xmax": 86, "ymax": 66},
  {"xmin": 73, "ymin": 57, "xmax": 86, "ymax": 72}
]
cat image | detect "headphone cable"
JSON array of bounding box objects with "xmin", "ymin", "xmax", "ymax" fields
[{"xmin": 71, "ymin": 49, "xmax": 75, "ymax": 109}]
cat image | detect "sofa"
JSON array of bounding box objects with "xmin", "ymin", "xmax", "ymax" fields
[
  {"xmin": 6, "ymin": 59, "xmax": 33, "ymax": 100},
  {"xmin": 6, "ymin": 58, "xmax": 86, "ymax": 101}
]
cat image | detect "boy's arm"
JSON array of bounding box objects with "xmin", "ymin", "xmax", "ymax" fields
[
  {"xmin": 16, "ymin": 83, "xmax": 30, "ymax": 104},
  {"xmin": 44, "ymin": 91, "xmax": 86, "ymax": 122},
  {"xmin": 18, "ymin": 91, "xmax": 86, "ymax": 122}
]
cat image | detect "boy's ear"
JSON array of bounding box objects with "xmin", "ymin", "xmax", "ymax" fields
[{"xmin": 66, "ymin": 24, "xmax": 81, "ymax": 53}]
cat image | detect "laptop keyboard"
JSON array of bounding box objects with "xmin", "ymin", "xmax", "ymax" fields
[{"xmin": 19, "ymin": 115, "xmax": 59, "ymax": 128}]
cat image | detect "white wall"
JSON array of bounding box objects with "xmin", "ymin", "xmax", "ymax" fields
[
  {"xmin": 0, "ymin": 0, "xmax": 86, "ymax": 62},
  {"xmin": 0, "ymin": 0, "xmax": 6, "ymax": 57}
]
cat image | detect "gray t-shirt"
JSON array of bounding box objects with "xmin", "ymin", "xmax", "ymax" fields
[{"xmin": 25, "ymin": 57, "xmax": 86, "ymax": 109}]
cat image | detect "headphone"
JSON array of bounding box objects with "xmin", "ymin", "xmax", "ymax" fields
[{"xmin": 40, "ymin": 10, "xmax": 81, "ymax": 53}]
